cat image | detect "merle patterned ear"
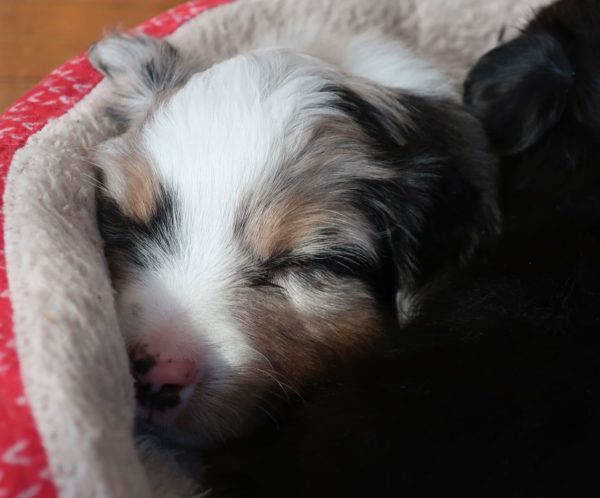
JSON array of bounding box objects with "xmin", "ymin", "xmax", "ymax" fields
[
  {"xmin": 330, "ymin": 85, "xmax": 500, "ymax": 319},
  {"xmin": 88, "ymin": 33, "xmax": 192, "ymax": 126},
  {"xmin": 464, "ymin": 33, "xmax": 574, "ymax": 155}
]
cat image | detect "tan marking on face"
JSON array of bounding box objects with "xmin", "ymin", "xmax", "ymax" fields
[
  {"xmin": 243, "ymin": 194, "xmax": 333, "ymax": 259},
  {"xmin": 119, "ymin": 153, "xmax": 160, "ymax": 224}
]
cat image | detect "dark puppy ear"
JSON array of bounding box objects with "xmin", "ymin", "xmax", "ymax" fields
[
  {"xmin": 385, "ymin": 96, "xmax": 501, "ymax": 292},
  {"xmin": 88, "ymin": 33, "xmax": 192, "ymax": 126},
  {"xmin": 464, "ymin": 33, "xmax": 574, "ymax": 155},
  {"xmin": 332, "ymin": 86, "xmax": 500, "ymax": 318}
]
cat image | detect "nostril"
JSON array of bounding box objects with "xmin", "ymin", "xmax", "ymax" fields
[
  {"xmin": 135, "ymin": 381, "xmax": 183, "ymax": 412},
  {"xmin": 131, "ymin": 355, "xmax": 157, "ymax": 377},
  {"xmin": 129, "ymin": 346, "xmax": 157, "ymax": 376},
  {"xmin": 159, "ymin": 383, "xmax": 185, "ymax": 395}
]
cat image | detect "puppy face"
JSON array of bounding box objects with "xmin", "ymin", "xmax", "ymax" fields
[{"xmin": 91, "ymin": 35, "xmax": 499, "ymax": 445}]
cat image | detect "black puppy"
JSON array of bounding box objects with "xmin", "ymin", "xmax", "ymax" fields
[{"xmin": 203, "ymin": 1, "xmax": 600, "ymax": 496}]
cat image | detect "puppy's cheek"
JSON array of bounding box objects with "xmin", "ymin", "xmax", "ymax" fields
[
  {"xmin": 285, "ymin": 278, "xmax": 387, "ymax": 352},
  {"xmin": 234, "ymin": 283, "xmax": 385, "ymax": 387},
  {"xmin": 105, "ymin": 254, "xmax": 136, "ymax": 293},
  {"xmin": 295, "ymin": 285, "xmax": 386, "ymax": 348},
  {"xmin": 111, "ymin": 279, "xmax": 150, "ymax": 347},
  {"xmin": 170, "ymin": 367, "xmax": 272, "ymax": 442},
  {"xmin": 311, "ymin": 296, "xmax": 387, "ymax": 348}
]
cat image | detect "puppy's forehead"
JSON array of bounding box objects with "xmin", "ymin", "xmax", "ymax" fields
[
  {"xmin": 132, "ymin": 51, "xmax": 352, "ymax": 250},
  {"xmin": 142, "ymin": 49, "xmax": 337, "ymax": 186}
]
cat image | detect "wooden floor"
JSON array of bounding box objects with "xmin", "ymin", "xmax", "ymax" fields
[{"xmin": 0, "ymin": 0, "xmax": 181, "ymax": 112}]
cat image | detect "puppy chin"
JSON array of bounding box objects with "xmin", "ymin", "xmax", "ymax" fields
[
  {"xmin": 134, "ymin": 400, "xmax": 263, "ymax": 450},
  {"xmin": 135, "ymin": 417, "xmax": 203, "ymax": 449}
]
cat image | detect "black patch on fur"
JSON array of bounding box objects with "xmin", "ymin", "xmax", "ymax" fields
[
  {"xmin": 464, "ymin": 32, "xmax": 574, "ymax": 155},
  {"xmin": 464, "ymin": 0, "xmax": 600, "ymax": 208},
  {"xmin": 464, "ymin": 0, "xmax": 600, "ymax": 161},
  {"xmin": 325, "ymin": 85, "xmax": 409, "ymax": 153},
  {"xmin": 96, "ymin": 187, "xmax": 179, "ymax": 271}
]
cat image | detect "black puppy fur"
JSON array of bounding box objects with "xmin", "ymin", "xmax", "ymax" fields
[{"xmin": 202, "ymin": 1, "xmax": 600, "ymax": 496}]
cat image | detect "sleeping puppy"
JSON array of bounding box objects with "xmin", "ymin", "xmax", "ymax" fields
[
  {"xmin": 88, "ymin": 31, "xmax": 499, "ymax": 447},
  {"xmin": 202, "ymin": 0, "xmax": 600, "ymax": 495}
]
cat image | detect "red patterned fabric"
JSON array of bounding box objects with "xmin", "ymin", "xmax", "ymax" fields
[{"xmin": 0, "ymin": 2, "xmax": 230, "ymax": 496}]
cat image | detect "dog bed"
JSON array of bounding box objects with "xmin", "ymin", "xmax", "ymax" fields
[{"xmin": 0, "ymin": 0, "xmax": 549, "ymax": 496}]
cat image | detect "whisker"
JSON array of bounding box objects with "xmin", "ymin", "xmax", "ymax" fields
[{"xmin": 255, "ymin": 368, "xmax": 291, "ymax": 400}]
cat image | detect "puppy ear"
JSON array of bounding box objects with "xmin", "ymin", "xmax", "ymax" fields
[
  {"xmin": 333, "ymin": 85, "xmax": 500, "ymax": 319},
  {"xmin": 88, "ymin": 33, "xmax": 192, "ymax": 126},
  {"xmin": 384, "ymin": 97, "xmax": 500, "ymax": 299},
  {"xmin": 464, "ymin": 33, "xmax": 574, "ymax": 155}
]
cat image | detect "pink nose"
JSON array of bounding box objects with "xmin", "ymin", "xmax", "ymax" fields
[
  {"xmin": 130, "ymin": 347, "xmax": 202, "ymax": 413},
  {"xmin": 142, "ymin": 358, "xmax": 198, "ymax": 388}
]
